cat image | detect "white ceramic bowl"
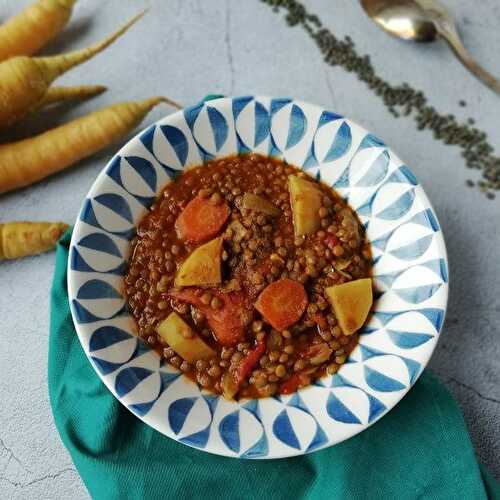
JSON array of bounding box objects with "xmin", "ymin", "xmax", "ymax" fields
[{"xmin": 68, "ymin": 96, "xmax": 448, "ymax": 458}]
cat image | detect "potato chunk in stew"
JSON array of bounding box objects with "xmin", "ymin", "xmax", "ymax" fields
[
  {"xmin": 175, "ymin": 237, "xmax": 222, "ymax": 287},
  {"xmin": 325, "ymin": 278, "xmax": 373, "ymax": 335},
  {"xmin": 288, "ymin": 175, "xmax": 323, "ymax": 236},
  {"xmin": 157, "ymin": 312, "xmax": 215, "ymax": 362}
]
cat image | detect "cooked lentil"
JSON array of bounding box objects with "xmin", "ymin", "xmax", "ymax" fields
[{"xmin": 125, "ymin": 154, "xmax": 371, "ymax": 399}]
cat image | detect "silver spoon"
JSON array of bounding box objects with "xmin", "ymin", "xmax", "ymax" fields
[{"xmin": 360, "ymin": 0, "xmax": 500, "ymax": 94}]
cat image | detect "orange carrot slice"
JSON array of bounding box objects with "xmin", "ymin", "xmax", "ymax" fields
[
  {"xmin": 175, "ymin": 196, "xmax": 230, "ymax": 243},
  {"xmin": 169, "ymin": 288, "xmax": 249, "ymax": 346},
  {"xmin": 255, "ymin": 278, "xmax": 308, "ymax": 331}
]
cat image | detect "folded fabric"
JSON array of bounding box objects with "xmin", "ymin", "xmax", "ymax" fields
[{"xmin": 49, "ymin": 232, "xmax": 499, "ymax": 499}]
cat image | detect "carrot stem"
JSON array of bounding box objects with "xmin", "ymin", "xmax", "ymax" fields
[{"xmin": 0, "ymin": 96, "xmax": 168, "ymax": 195}]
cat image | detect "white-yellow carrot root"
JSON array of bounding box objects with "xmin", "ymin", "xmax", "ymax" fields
[
  {"xmin": 35, "ymin": 84, "xmax": 107, "ymax": 110},
  {"xmin": 36, "ymin": 10, "xmax": 146, "ymax": 82},
  {"xmin": 0, "ymin": 221, "xmax": 68, "ymax": 260},
  {"xmin": 0, "ymin": 0, "xmax": 77, "ymax": 62},
  {"xmin": 0, "ymin": 96, "xmax": 171, "ymax": 195},
  {"xmin": 0, "ymin": 10, "xmax": 144, "ymax": 128}
]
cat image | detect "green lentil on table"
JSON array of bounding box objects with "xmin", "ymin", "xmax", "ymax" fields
[{"xmin": 261, "ymin": 0, "xmax": 499, "ymax": 199}]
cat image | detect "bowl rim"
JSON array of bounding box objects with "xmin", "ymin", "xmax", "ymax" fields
[{"xmin": 68, "ymin": 95, "xmax": 449, "ymax": 459}]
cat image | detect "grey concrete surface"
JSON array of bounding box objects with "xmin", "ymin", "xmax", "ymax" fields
[{"xmin": 0, "ymin": 0, "xmax": 499, "ymax": 497}]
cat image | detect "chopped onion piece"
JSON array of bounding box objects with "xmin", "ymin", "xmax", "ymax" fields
[{"xmin": 242, "ymin": 193, "xmax": 281, "ymax": 216}]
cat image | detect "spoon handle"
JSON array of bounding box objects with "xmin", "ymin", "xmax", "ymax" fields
[{"xmin": 434, "ymin": 18, "xmax": 500, "ymax": 94}]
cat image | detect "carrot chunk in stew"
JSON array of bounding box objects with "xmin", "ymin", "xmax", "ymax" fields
[
  {"xmin": 255, "ymin": 278, "xmax": 308, "ymax": 331},
  {"xmin": 175, "ymin": 195, "xmax": 230, "ymax": 243}
]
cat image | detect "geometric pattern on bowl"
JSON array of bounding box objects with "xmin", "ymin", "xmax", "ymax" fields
[{"xmin": 68, "ymin": 96, "xmax": 448, "ymax": 458}]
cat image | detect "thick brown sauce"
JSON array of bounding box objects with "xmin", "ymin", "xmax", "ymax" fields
[{"xmin": 124, "ymin": 154, "xmax": 372, "ymax": 399}]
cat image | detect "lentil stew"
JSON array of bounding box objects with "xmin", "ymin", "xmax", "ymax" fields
[{"xmin": 124, "ymin": 154, "xmax": 373, "ymax": 399}]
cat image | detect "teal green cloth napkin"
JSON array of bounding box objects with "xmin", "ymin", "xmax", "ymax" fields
[{"xmin": 49, "ymin": 230, "xmax": 499, "ymax": 500}]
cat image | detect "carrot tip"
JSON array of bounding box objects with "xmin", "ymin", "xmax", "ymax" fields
[
  {"xmin": 162, "ymin": 96, "xmax": 183, "ymax": 110},
  {"xmin": 139, "ymin": 96, "xmax": 182, "ymax": 110},
  {"xmin": 93, "ymin": 85, "xmax": 108, "ymax": 94},
  {"xmin": 36, "ymin": 8, "xmax": 149, "ymax": 82},
  {"xmin": 127, "ymin": 8, "xmax": 148, "ymax": 26}
]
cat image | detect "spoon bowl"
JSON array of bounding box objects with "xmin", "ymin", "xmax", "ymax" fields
[
  {"xmin": 360, "ymin": 0, "xmax": 500, "ymax": 94},
  {"xmin": 361, "ymin": 0, "xmax": 437, "ymax": 42}
]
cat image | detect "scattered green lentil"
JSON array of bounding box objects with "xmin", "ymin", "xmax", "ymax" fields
[{"xmin": 261, "ymin": 0, "xmax": 500, "ymax": 199}]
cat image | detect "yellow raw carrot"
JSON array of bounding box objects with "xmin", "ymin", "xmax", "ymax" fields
[
  {"xmin": 34, "ymin": 84, "xmax": 107, "ymax": 110},
  {"xmin": 0, "ymin": 221, "xmax": 68, "ymax": 260},
  {"xmin": 0, "ymin": 97, "xmax": 179, "ymax": 195},
  {"xmin": 0, "ymin": 10, "xmax": 144, "ymax": 128},
  {"xmin": 0, "ymin": 0, "xmax": 77, "ymax": 62}
]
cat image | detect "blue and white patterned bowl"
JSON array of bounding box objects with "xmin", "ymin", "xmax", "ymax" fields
[{"xmin": 68, "ymin": 96, "xmax": 448, "ymax": 459}]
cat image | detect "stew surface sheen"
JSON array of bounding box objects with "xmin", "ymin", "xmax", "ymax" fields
[{"xmin": 124, "ymin": 154, "xmax": 372, "ymax": 399}]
